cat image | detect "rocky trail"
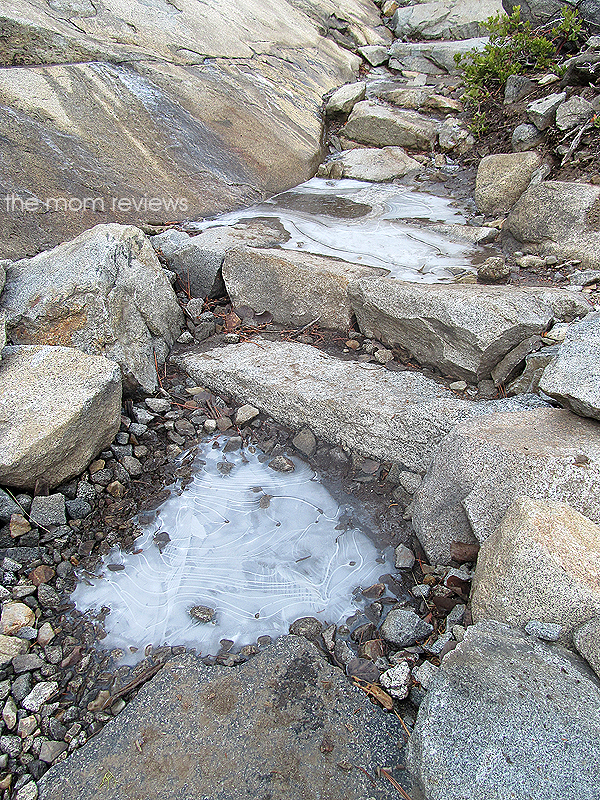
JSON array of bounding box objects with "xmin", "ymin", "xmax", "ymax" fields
[{"xmin": 1, "ymin": 0, "xmax": 600, "ymax": 798}]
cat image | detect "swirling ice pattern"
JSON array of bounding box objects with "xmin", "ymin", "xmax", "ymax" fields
[
  {"xmin": 187, "ymin": 178, "xmax": 477, "ymax": 282},
  {"xmin": 72, "ymin": 446, "xmax": 392, "ymax": 662}
]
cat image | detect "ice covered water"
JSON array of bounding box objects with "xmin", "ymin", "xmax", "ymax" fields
[
  {"xmin": 72, "ymin": 443, "xmax": 393, "ymax": 662},
  {"xmin": 186, "ymin": 177, "xmax": 480, "ymax": 282}
]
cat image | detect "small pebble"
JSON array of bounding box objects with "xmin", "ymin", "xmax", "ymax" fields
[{"xmin": 524, "ymin": 620, "xmax": 563, "ymax": 642}]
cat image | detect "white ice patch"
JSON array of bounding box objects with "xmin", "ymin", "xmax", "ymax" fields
[
  {"xmin": 186, "ymin": 177, "xmax": 479, "ymax": 282},
  {"xmin": 72, "ymin": 444, "xmax": 392, "ymax": 662}
]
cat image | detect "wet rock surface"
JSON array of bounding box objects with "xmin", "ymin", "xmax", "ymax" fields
[{"xmin": 0, "ymin": 0, "xmax": 386, "ymax": 259}]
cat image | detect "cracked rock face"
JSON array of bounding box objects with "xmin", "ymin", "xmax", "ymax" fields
[
  {"xmin": 0, "ymin": 0, "xmax": 386, "ymax": 259},
  {"xmin": 411, "ymin": 407, "xmax": 600, "ymax": 564},
  {"xmin": 348, "ymin": 277, "xmax": 589, "ymax": 382}
]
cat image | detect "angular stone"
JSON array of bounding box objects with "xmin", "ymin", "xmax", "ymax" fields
[
  {"xmin": 527, "ymin": 91, "xmax": 566, "ymax": 130},
  {"xmin": 380, "ymin": 662, "xmax": 411, "ymax": 699},
  {"xmin": 504, "ymin": 74, "xmax": 536, "ymax": 103},
  {"xmin": 376, "ymin": 86, "xmax": 464, "ymax": 114},
  {"xmin": 505, "ymin": 180, "xmax": 600, "ymax": 269},
  {"xmin": 175, "ymin": 339, "xmax": 546, "ymax": 473},
  {"xmin": 491, "ymin": 334, "xmax": 543, "ymax": 386},
  {"xmin": 11, "ymin": 673, "xmax": 32, "ymax": 704},
  {"xmin": 408, "ymin": 620, "xmax": 600, "ymax": 800},
  {"xmin": 37, "ymin": 623, "xmax": 55, "ymax": 647},
  {"xmin": 288, "ymin": 617, "xmax": 323, "ymax": 639},
  {"xmin": 348, "ymin": 276, "xmax": 586, "ymax": 381},
  {"xmin": 569, "ymin": 268, "xmax": 600, "ymax": 286},
  {"xmin": 15, "ymin": 781, "xmax": 38, "ymax": 800},
  {"xmin": 472, "ymin": 498, "xmax": 600, "ymax": 643},
  {"xmin": 358, "ymin": 46, "xmax": 388, "ymax": 67},
  {"xmin": 152, "ymin": 222, "xmax": 285, "ymax": 300},
  {"xmin": 573, "ymin": 616, "xmax": 600, "ymax": 679},
  {"xmin": 235, "ymin": 404, "xmax": 259, "ymax": 427},
  {"xmin": 2, "ymin": 697, "xmax": 17, "ymax": 730},
  {"xmin": 0, "ymin": 346, "xmax": 121, "ymax": 490},
  {"xmin": 0, "ymin": 734, "xmax": 21, "ymax": 758},
  {"xmin": 539, "ymin": 312, "xmax": 600, "ymax": 420},
  {"xmin": 37, "ymin": 637, "xmax": 403, "ymax": 800},
  {"xmin": 0, "ymin": 489, "xmax": 20, "ymax": 523},
  {"xmin": 341, "ymin": 101, "xmax": 438, "ymax": 150},
  {"xmin": 477, "ymin": 256, "xmax": 510, "ymax": 282},
  {"xmin": 12, "ymin": 654, "xmax": 44, "ymax": 674},
  {"xmin": 511, "ymin": 122, "xmax": 544, "ymax": 152},
  {"xmin": 0, "ymin": 603, "xmax": 35, "ymax": 635},
  {"xmin": 22, "ymin": 681, "xmax": 59, "ymax": 712},
  {"xmin": 412, "ymin": 660, "xmax": 439, "ymax": 690},
  {"xmin": 388, "ymin": 37, "xmax": 488, "ymax": 73},
  {"xmin": 391, "ymin": 0, "xmax": 498, "ymax": 40},
  {"xmin": 145, "ymin": 398, "xmax": 171, "ymax": 414},
  {"xmin": 437, "ymin": 117, "xmax": 474, "ymax": 153},
  {"xmin": 222, "ymin": 247, "xmax": 384, "ymax": 331},
  {"xmin": 380, "ymin": 608, "xmax": 433, "ymax": 647},
  {"xmin": 325, "ymin": 82, "xmax": 366, "ymax": 116},
  {"xmin": 525, "ymin": 620, "xmax": 563, "ymax": 642},
  {"xmin": 556, "ymin": 96, "xmax": 593, "ymax": 130},
  {"xmin": 39, "ymin": 740, "xmax": 68, "ymax": 764},
  {"xmin": 292, "ymin": 427, "xmax": 317, "ymax": 458},
  {"xmin": 0, "ymin": 635, "xmax": 28, "ymax": 667},
  {"xmin": 9, "ymin": 514, "xmax": 31, "ymax": 538},
  {"xmin": 412, "ymin": 408, "xmax": 600, "ymax": 564},
  {"xmin": 268, "ymin": 455, "xmax": 295, "ymax": 473},
  {"xmin": 319, "ymin": 147, "xmax": 421, "ymax": 182},
  {"xmin": 3, "ymin": 225, "xmax": 183, "ymax": 392},
  {"xmin": 119, "ymin": 456, "xmax": 143, "ymax": 477},
  {"xmin": 394, "ymin": 544, "xmax": 415, "ymax": 569},
  {"xmin": 29, "ymin": 495, "xmax": 66, "ymax": 528},
  {"xmin": 38, "ymin": 584, "xmax": 61, "ymax": 609},
  {"xmin": 506, "ymin": 344, "xmax": 559, "ymax": 395},
  {"xmin": 65, "ymin": 498, "xmax": 92, "ymax": 520},
  {"xmin": 475, "ymin": 152, "xmax": 542, "ymax": 216}
]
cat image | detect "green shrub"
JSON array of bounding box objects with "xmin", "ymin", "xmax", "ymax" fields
[{"xmin": 455, "ymin": 5, "xmax": 584, "ymax": 133}]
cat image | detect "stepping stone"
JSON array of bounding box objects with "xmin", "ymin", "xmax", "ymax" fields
[
  {"xmin": 38, "ymin": 637, "xmax": 407, "ymax": 800},
  {"xmin": 175, "ymin": 338, "xmax": 545, "ymax": 473}
]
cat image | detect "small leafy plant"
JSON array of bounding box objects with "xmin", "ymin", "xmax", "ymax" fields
[{"xmin": 455, "ymin": 5, "xmax": 584, "ymax": 133}]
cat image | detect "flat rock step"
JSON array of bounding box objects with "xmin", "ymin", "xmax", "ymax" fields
[
  {"xmin": 38, "ymin": 637, "xmax": 406, "ymax": 800},
  {"xmin": 349, "ymin": 277, "xmax": 590, "ymax": 382},
  {"xmin": 174, "ymin": 338, "xmax": 545, "ymax": 473}
]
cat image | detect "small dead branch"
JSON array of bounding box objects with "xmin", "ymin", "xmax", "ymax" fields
[{"xmin": 101, "ymin": 664, "xmax": 163, "ymax": 710}]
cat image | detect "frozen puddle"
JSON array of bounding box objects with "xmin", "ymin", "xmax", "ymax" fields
[
  {"xmin": 186, "ymin": 177, "xmax": 484, "ymax": 282},
  {"xmin": 73, "ymin": 443, "xmax": 393, "ymax": 662}
]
